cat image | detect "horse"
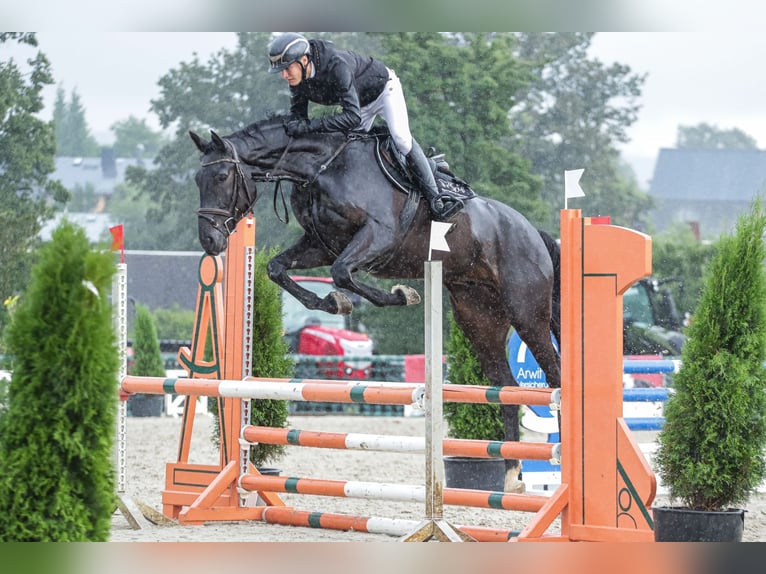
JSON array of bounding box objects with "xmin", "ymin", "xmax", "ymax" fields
[{"xmin": 190, "ymin": 115, "xmax": 561, "ymax": 493}]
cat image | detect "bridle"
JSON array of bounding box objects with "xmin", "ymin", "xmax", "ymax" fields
[
  {"xmin": 196, "ymin": 128, "xmax": 363, "ymax": 234},
  {"xmin": 196, "ymin": 139, "xmax": 256, "ymax": 237}
]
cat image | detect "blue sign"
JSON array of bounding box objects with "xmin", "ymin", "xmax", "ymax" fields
[{"xmin": 507, "ymin": 331, "xmax": 559, "ymax": 388}]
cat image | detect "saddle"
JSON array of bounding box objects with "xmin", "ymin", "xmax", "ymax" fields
[{"xmin": 372, "ymin": 132, "xmax": 477, "ymax": 203}]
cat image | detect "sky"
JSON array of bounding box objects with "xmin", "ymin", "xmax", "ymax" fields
[{"xmin": 3, "ymin": 31, "xmax": 766, "ymax": 187}]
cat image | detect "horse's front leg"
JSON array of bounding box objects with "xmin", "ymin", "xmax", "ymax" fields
[
  {"xmin": 267, "ymin": 235, "xmax": 351, "ymax": 314},
  {"xmin": 330, "ymin": 226, "xmax": 420, "ymax": 308}
]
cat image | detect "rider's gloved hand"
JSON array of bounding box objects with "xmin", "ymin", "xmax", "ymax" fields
[{"xmin": 285, "ymin": 118, "xmax": 318, "ymax": 137}]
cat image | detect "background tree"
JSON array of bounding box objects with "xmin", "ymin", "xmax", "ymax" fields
[
  {"xmin": 52, "ymin": 85, "xmax": 100, "ymax": 157},
  {"xmin": 110, "ymin": 116, "xmax": 167, "ymax": 159},
  {"xmin": 381, "ymin": 32, "xmax": 547, "ymax": 222},
  {"xmin": 510, "ymin": 32, "xmax": 651, "ymax": 231},
  {"xmin": 151, "ymin": 304, "xmax": 196, "ymax": 341},
  {"xmin": 0, "ymin": 221, "xmax": 117, "ymax": 541},
  {"xmin": 652, "ymin": 223, "xmax": 717, "ymax": 316},
  {"xmin": 443, "ymin": 313, "xmax": 504, "ymax": 441},
  {"xmin": 0, "ymin": 33, "xmax": 69, "ymax": 347},
  {"xmin": 66, "ymin": 182, "xmax": 99, "ymax": 212},
  {"xmin": 124, "ymin": 32, "xmax": 298, "ymax": 251},
  {"xmin": 676, "ymin": 122, "xmax": 759, "ymax": 150},
  {"xmin": 102, "ymin": 182, "xmax": 165, "ymax": 250},
  {"xmin": 128, "ymin": 303, "xmax": 166, "ymax": 416}
]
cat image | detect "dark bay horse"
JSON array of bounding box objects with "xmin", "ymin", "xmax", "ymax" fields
[{"xmin": 190, "ymin": 116, "xmax": 560, "ymax": 492}]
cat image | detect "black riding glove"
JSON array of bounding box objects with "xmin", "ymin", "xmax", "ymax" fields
[{"xmin": 285, "ymin": 118, "xmax": 319, "ymax": 137}]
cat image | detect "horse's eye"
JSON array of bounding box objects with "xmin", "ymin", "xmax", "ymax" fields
[{"xmin": 215, "ymin": 172, "xmax": 228, "ymax": 183}]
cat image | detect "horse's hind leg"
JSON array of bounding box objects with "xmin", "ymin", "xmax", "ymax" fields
[
  {"xmin": 514, "ymin": 319, "xmax": 561, "ymax": 389},
  {"xmin": 447, "ymin": 286, "xmax": 526, "ymax": 494}
]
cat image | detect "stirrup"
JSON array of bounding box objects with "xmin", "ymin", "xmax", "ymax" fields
[{"xmin": 431, "ymin": 195, "xmax": 464, "ymax": 221}]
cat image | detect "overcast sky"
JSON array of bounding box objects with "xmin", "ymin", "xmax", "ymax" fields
[{"xmin": 3, "ymin": 31, "xmax": 766, "ymax": 185}]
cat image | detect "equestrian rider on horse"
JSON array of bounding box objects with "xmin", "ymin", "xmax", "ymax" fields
[{"xmin": 267, "ymin": 32, "xmax": 464, "ymax": 222}]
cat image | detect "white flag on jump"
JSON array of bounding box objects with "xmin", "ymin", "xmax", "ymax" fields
[
  {"xmin": 564, "ymin": 168, "xmax": 585, "ymax": 209},
  {"xmin": 428, "ymin": 221, "xmax": 453, "ymax": 260},
  {"xmin": 565, "ymin": 169, "xmax": 585, "ymax": 198}
]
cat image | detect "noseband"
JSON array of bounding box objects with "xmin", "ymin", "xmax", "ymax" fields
[{"xmin": 197, "ymin": 141, "xmax": 256, "ymax": 237}]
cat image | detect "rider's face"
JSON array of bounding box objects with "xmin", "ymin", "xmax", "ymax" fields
[{"xmin": 280, "ymin": 57, "xmax": 308, "ymax": 86}]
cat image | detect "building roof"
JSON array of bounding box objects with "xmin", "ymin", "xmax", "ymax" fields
[
  {"xmin": 54, "ymin": 154, "xmax": 144, "ymax": 197},
  {"xmin": 650, "ymin": 148, "xmax": 766, "ymax": 202},
  {"xmin": 39, "ymin": 212, "xmax": 116, "ymax": 243}
]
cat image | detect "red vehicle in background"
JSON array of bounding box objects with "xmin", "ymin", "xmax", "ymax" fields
[{"xmin": 282, "ymin": 276, "xmax": 373, "ymax": 378}]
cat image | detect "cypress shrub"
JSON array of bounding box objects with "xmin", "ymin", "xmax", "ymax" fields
[
  {"xmin": 444, "ymin": 313, "xmax": 504, "ymax": 440},
  {"xmin": 0, "ymin": 221, "xmax": 118, "ymax": 541},
  {"xmin": 655, "ymin": 197, "xmax": 766, "ymax": 511},
  {"xmin": 132, "ymin": 304, "xmax": 166, "ymax": 376},
  {"xmin": 128, "ymin": 304, "xmax": 166, "ymax": 416},
  {"xmin": 211, "ymin": 247, "xmax": 293, "ymax": 467}
]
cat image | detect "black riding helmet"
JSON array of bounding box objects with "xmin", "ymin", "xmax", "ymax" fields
[{"xmin": 267, "ymin": 33, "xmax": 310, "ymax": 75}]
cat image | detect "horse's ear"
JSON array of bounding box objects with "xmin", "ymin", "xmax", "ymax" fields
[
  {"xmin": 210, "ymin": 130, "xmax": 226, "ymax": 151},
  {"xmin": 189, "ymin": 131, "xmax": 208, "ymax": 153}
]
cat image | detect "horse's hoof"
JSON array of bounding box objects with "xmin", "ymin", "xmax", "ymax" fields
[
  {"xmin": 329, "ymin": 291, "xmax": 353, "ymax": 315},
  {"xmin": 391, "ymin": 284, "xmax": 421, "ymax": 306}
]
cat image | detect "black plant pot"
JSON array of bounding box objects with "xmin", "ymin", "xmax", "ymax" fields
[
  {"xmin": 443, "ymin": 457, "xmax": 505, "ymax": 491},
  {"xmin": 653, "ymin": 506, "xmax": 745, "ymax": 542},
  {"xmin": 127, "ymin": 393, "xmax": 164, "ymax": 417}
]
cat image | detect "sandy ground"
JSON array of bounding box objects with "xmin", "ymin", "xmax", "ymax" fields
[{"xmin": 110, "ymin": 413, "xmax": 766, "ymax": 542}]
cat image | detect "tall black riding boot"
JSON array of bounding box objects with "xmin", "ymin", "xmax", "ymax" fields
[{"xmin": 406, "ymin": 141, "xmax": 464, "ymax": 221}]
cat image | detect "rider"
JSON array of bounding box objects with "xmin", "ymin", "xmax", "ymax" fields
[{"xmin": 266, "ymin": 32, "xmax": 463, "ymax": 221}]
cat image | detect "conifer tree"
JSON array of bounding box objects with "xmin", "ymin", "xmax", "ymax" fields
[
  {"xmin": 0, "ymin": 221, "xmax": 118, "ymax": 541},
  {"xmin": 655, "ymin": 197, "xmax": 766, "ymax": 511},
  {"xmin": 128, "ymin": 304, "xmax": 166, "ymax": 416},
  {"xmin": 248, "ymin": 248, "xmax": 294, "ymax": 466},
  {"xmin": 444, "ymin": 314, "xmax": 504, "ymax": 441}
]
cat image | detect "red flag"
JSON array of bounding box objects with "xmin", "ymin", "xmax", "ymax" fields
[{"xmin": 109, "ymin": 224, "xmax": 125, "ymax": 263}]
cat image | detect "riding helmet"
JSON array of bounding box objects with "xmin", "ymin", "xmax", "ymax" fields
[{"xmin": 267, "ymin": 33, "xmax": 310, "ymax": 73}]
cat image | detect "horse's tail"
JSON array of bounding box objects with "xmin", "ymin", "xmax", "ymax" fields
[{"xmin": 538, "ymin": 229, "xmax": 561, "ymax": 348}]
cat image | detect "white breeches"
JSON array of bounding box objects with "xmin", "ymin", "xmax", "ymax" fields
[{"xmin": 359, "ymin": 68, "xmax": 413, "ymax": 155}]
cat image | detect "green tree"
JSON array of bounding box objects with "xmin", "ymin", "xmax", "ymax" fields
[
  {"xmin": 128, "ymin": 303, "xmax": 166, "ymax": 416},
  {"xmin": 655, "ymin": 198, "xmax": 766, "ymax": 511},
  {"xmin": 510, "ymin": 32, "xmax": 651, "ymax": 231},
  {"xmin": 52, "ymin": 85, "xmax": 100, "ymax": 157},
  {"xmin": 248, "ymin": 247, "xmax": 294, "ymax": 466},
  {"xmin": 67, "ymin": 182, "xmax": 99, "ymax": 212},
  {"xmin": 381, "ymin": 32, "xmax": 547, "ymax": 222},
  {"xmin": 111, "ymin": 116, "xmax": 166, "ymax": 159},
  {"xmin": 125, "ymin": 32, "xmax": 299, "ymax": 252},
  {"xmin": 131, "ymin": 304, "xmax": 166, "ymax": 376},
  {"xmin": 103, "ymin": 182, "xmax": 164, "ymax": 249},
  {"xmin": 52, "ymin": 85, "xmax": 68, "ymax": 153},
  {"xmin": 652, "ymin": 223, "xmax": 717, "ymax": 316},
  {"xmin": 0, "ymin": 33, "xmax": 69, "ymax": 346},
  {"xmin": 443, "ymin": 313, "xmax": 504, "ymax": 440},
  {"xmin": 0, "ymin": 221, "xmax": 118, "ymax": 541},
  {"xmin": 676, "ymin": 122, "xmax": 759, "ymax": 150},
  {"xmin": 152, "ymin": 304, "xmax": 195, "ymax": 341}
]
